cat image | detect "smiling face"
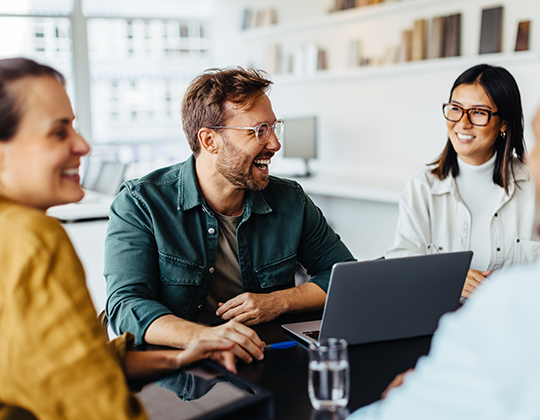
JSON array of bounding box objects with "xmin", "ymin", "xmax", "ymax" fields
[
  {"xmin": 215, "ymin": 94, "xmax": 281, "ymax": 191},
  {"xmin": 447, "ymin": 83, "xmax": 507, "ymax": 166},
  {"xmin": 0, "ymin": 76, "xmax": 90, "ymax": 211}
]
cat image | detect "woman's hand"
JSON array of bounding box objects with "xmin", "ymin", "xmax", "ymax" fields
[
  {"xmin": 382, "ymin": 369, "xmax": 414, "ymax": 399},
  {"xmin": 124, "ymin": 340, "xmax": 237, "ymax": 382},
  {"xmin": 462, "ymin": 269, "xmax": 492, "ymax": 299},
  {"xmin": 176, "ymin": 340, "xmax": 237, "ymax": 373}
]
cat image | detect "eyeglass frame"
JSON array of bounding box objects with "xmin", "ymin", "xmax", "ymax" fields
[
  {"xmin": 442, "ymin": 103, "xmax": 499, "ymax": 127},
  {"xmin": 209, "ymin": 119, "xmax": 285, "ymax": 145}
]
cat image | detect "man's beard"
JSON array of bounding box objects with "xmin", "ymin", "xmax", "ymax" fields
[{"xmin": 216, "ymin": 137, "xmax": 270, "ymax": 191}]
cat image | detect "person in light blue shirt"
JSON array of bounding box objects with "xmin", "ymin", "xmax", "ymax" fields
[{"xmin": 348, "ymin": 104, "xmax": 540, "ymax": 420}]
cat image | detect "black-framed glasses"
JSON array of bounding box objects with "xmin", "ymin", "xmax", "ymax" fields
[
  {"xmin": 210, "ymin": 119, "xmax": 285, "ymax": 145},
  {"xmin": 442, "ymin": 103, "xmax": 499, "ymax": 127}
]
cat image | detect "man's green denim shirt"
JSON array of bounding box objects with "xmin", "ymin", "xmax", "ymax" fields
[{"xmin": 104, "ymin": 156, "xmax": 355, "ymax": 345}]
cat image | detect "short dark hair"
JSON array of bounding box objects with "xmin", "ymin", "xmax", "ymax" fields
[
  {"xmin": 430, "ymin": 64, "xmax": 525, "ymax": 193},
  {"xmin": 181, "ymin": 67, "xmax": 272, "ymax": 157},
  {"xmin": 0, "ymin": 57, "xmax": 65, "ymax": 142}
]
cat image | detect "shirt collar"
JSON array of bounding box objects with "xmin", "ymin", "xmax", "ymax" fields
[
  {"xmin": 176, "ymin": 155, "xmax": 272, "ymax": 215},
  {"xmin": 429, "ymin": 159, "xmax": 530, "ymax": 197}
]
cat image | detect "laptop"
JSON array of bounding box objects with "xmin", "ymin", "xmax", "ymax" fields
[{"xmin": 282, "ymin": 252, "xmax": 472, "ymax": 345}]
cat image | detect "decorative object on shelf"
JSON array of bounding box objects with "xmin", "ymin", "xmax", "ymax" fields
[
  {"xmin": 241, "ymin": 8, "xmax": 277, "ymax": 30},
  {"xmin": 443, "ymin": 13, "xmax": 461, "ymax": 57},
  {"xmin": 265, "ymin": 44, "xmax": 282, "ymax": 74},
  {"xmin": 479, "ymin": 6, "xmax": 504, "ymax": 54},
  {"xmin": 347, "ymin": 39, "xmax": 363, "ymax": 67},
  {"xmin": 411, "ymin": 19, "xmax": 426, "ymax": 61},
  {"xmin": 427, "ymin": 16, "xmax": 445, "ymax": 59},
  {"xmin": 515, "ymin": 20, "xmax": 530, "ymax": 52},
  {"xmin": 292, "ymin": 43, "xmax": 327, "ymax": 76}
]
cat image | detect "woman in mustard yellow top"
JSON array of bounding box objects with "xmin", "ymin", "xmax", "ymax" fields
[{"xmin": 0, "ymin": 58, "xmax": 236, "ymax": 420}]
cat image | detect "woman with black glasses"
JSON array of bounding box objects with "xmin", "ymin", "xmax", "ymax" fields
[{"xmin": 385, "ymin": 64, "xmax": 540, "ymax": 299}]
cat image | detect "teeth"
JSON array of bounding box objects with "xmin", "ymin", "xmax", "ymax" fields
[
  {"xmin": 457, "ymin": 133, "xmax": 475, "ymax": 140},
  {"xmin": 254, "ymin": 159, "xmax": 271, "ymax": 165},
  {"xmin": 62, "ymin": 168, "xmax": 79, "ymax": 176}
]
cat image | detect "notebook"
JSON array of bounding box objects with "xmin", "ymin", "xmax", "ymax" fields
[{"xmin": 282, "ymin": 252, "xmax": 472, "ymax": 345}]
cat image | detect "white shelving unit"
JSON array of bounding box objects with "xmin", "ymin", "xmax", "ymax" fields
[{"xmin": 213, "ymin": 0, "xmax": 540, "ymax": 260}]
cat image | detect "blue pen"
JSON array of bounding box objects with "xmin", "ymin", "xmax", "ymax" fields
[{"xmin": 264, "ymin": 340, "xmax": 297, "ymax": 350}]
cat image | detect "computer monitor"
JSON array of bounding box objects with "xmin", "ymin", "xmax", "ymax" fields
[{"xmin": 282, "ymin": 116, "xmax": 317, "ymax": 177}]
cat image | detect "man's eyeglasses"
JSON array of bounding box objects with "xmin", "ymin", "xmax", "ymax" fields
[
  {"xmin": 210, "ymin": 119, "xmax": 285, "ymax": 145},
  {"xmin": 442, "ymin": 103, "xmax": 499, "ymax": 127}
]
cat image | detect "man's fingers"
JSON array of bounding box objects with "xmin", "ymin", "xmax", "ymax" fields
[
  {"xmin": 214, "ymin": 321, "xmax": 265, "ymax": 361},
  {"xmin": 216, "ymin": 296, "xmax": 244, "ymax": 316}
]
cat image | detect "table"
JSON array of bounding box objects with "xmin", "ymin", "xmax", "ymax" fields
[
  {"xmin": 138, "ymin": 311, "xmax": 432, "ymax": 420},
  {"xmin": 235, "ymin": 311, "xmax": 432, "ymax": 420}
]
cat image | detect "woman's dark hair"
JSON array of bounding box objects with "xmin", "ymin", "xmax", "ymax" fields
[
  {"xmin": 430, "ymin": 64, "xmax": 525, "ymax": 194},
  {"xmin": 0, "ymin": 57, "xmax": 65, "ymax": 142}
]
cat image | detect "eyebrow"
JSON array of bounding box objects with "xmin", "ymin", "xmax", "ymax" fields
[{"xmin": 450, "ymin": 100, "xmax": 493, "ymax": 109}]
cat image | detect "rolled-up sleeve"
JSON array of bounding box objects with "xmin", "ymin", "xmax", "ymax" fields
[{"xmin": 105, "ymin": 185, "xmax": 174, "ymax": 345}]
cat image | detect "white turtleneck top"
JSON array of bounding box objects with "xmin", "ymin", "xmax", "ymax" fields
[{"xmin": 454, "ymin": 153, "xmax": 504, "ymax": 270}]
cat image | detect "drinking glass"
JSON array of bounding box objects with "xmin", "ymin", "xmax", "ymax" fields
[{"xmin": 308, "ymin": 338, "xmax": 350, "ymax": 411}]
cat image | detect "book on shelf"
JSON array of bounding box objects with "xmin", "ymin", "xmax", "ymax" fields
[
  {"xmin": 241, "ymin": 8, "xmax": 277, "ymax": 30},
  {"xmin": 443, "ymin": 13, "xmax": 461, "ymax": 57},
  {"xmin": 399, "ymin": 29, "xmax": 413, "ymax": 62},
  {"xmin": 262, "ymin": 9, "xmax": 277, "ymax": 26},
  {"xmin": 411, "ymin": 19, "xmax": 426, "ymax": 61},
  {"xmin": 479, "ymin": 6, "xmax": 503, "ymax": 54},
  {"xmin": 515, "ymin": 20, "xmax": 530, "ymax": 52},
  {"xmin": 427, "ymin": 16, "xmax": 445, "ymax": 59},
  {"xmin": 241, "ymin": 9, "xmax": 251, "ymax": 31},
  {"xmin": 317, "ymin": 49, "xmax": 328, "ymax": 70}
]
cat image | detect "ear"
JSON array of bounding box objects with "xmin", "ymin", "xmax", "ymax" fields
[
  {"xmin": 198, "ymin": 128, "xmax": 219, "ymax": 154},
  {"xmin": 500, "ymin": 120, "xmax": 508, "ymax": 135}
]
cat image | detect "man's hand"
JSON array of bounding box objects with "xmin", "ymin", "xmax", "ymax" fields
[
  {"xmin": 381, "ymin": 369, "xmax": 414, "ymax": 399},
  {"xmin": 216, "ymin": 292, "xmax": 285, "ymax": 326},
  {"xmin": 176, "ymin": 340, "xmax": 237, "ymax": 373},
  {"xmin": 462, "ymin": 269, "xmax": 492, "ymax": 298},
  {"xmin": 195, "ymin": 320, "xmax": 265, "ymax": 364}
]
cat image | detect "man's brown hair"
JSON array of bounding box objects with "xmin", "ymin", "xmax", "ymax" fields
[{"xmin": 181, "ymin": 67, "xmax": 272, "ymax": 157}]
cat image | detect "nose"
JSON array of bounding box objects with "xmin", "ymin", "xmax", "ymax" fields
[
  {"xmin": 456, "ymin": 111, "xmax": 473, "ymax": 128},
  {"xmin": 73, "ymin": 132, "xmax": 91, "ymax": 157},
  {"xmin": 265, "ymin": 130, "xmax": 281, "ymax": 152}
]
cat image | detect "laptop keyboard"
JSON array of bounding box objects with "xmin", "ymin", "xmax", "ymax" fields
[{"xmin": 303, "ymin": 330, "xmax": 320, "ymax": 340}]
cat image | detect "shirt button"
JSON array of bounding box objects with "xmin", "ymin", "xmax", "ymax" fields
[
  {"xmin": 209, "ymin": 267, "xmax": 215, "ymax": 274},
  {"xmin": 516, "ymin": 238, "xmax": 521, "ymax": 243},
  {"xmin": 197, "ymin": 304, "xmax": 203, "ymax": 310},
  {"xmin": 494, "ymin": 213, "xmax": 498, "ymax": 217},
  {"xmin": 497, "ymin": 247, "xmax": 501, "ymax": 252},
  {"xmin": 208, "ymin": 228, "xmax": 216, "ymax": 235},
  {"xmin": 438, "ymin": 247, "xmax": 443, "ymax": 251}
]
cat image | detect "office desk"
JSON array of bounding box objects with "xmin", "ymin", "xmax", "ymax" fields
[
  {"xmin": 236, "ymin": 311, "xmax": 432, "ymax": 419},
  {"xmin": 138, "ymin": 311, "xmax": 432, "ymax": 420}
]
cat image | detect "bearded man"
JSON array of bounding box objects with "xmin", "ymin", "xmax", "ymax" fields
[{"xmin": 104, "ymin": 67, "xmax": 354, "ymax": 363}]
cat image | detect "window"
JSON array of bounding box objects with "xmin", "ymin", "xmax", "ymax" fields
[{"xmin": 0, "ymin": 0, "xmax": 212, "ymax": 183}]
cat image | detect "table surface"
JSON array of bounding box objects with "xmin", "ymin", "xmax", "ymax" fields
[
  {"xmin": 234, "ymin": 310, "xmax": 432, "ymax": 420},
  {"xmin": 137, "ymin": 311, "xmax": 432, "ymax": 420}
]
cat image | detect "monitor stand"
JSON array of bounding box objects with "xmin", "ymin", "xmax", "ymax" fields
[{"xmin": 289, "ymin": 158, "xmax": 313, "ymax": 178}]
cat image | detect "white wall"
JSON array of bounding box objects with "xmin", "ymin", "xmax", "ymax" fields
[{"xmin": 210, "ymin": 0, "xmax": 540, "ymax": 259}]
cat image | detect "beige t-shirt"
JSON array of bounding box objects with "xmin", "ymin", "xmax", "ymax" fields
[{"xmin": 196, "ymin": 210, "xmax": 244, "ymax": 325}]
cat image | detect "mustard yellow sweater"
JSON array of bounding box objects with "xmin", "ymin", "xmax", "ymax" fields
[{"xmin": 0, "ymin": 196, "xmax": 146, "ymax": 420}]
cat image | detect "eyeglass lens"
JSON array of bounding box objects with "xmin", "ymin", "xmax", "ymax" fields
[
  {"xmin": 443, "ymin": 105, "xmax": 490, "ymax": 126},
  {"xmin": 256, "ymin": 120, "xmax": 285, "ymax": 144}
]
